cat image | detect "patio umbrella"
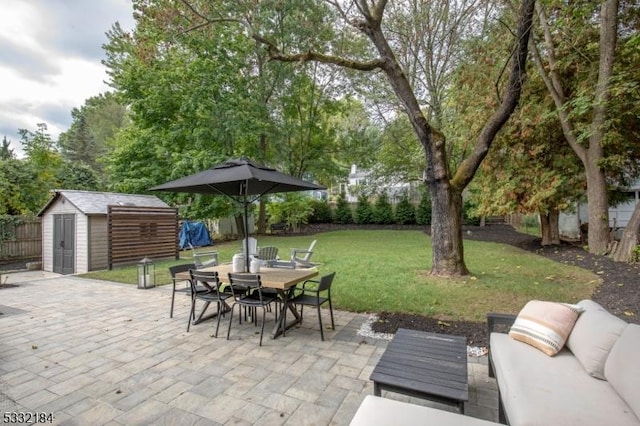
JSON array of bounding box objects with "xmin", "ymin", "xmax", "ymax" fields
[{"xmin": 150, "ymin": 158, "xmax": 325, "ymax": 271}]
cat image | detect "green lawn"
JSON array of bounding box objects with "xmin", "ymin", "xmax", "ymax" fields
[{"xmin": 80, "ymin": 230, "xmax": 599, "ymax": 322}]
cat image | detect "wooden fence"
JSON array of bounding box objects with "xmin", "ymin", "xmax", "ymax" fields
[
  {"xmin": 108, "ymin": 205, "xmax": 179, "ymax": 269},
  {"xmin": 0, "ymin": 217, "xmax": 42, "ymax": 262}
]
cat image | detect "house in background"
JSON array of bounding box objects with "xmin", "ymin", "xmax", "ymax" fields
[
  {"xmin": 346, "ymin": 165, "xmax": 418, "ymax": 203},
  {"xmin": 559, "ymin": 179, "xmax": 640, "ymax": 239},
  {"xmin": 38, "ymin": 190, "xmax": 176, "ymax": 274}
]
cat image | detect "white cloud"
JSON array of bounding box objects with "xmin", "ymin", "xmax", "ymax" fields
[{"xmin": 0, "ymin": 0, "xmax": 135, "ymax": 156}]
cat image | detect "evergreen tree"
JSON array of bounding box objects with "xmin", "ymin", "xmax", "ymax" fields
[
  {"xmin": 334, "ymin": 192, "xmax": 353, "ymax": 224},
  {"xmin": 1, "ymin": 136, "xmax": 14, "ymax": 160},
  {"xmin": 395, "ymin": 193, "xmax": 416, "ymax": 224},
  {"xmin": 56, "ymin": 162, "xmax": 100, "ymax": 191},
  {"xmin": 309, "ymin": 198, "xmax": 333, "ymax": 223},
  {"xmin": 373, "ymin": 192, "xmax": 394, "ymax": 224},
  {"xmin": 417, "ymin": 191, "xmax": 432, "ymax": 226},
  {"xmin": 355, "ymin": 194, "xmax": 374, "ymax": 224}
]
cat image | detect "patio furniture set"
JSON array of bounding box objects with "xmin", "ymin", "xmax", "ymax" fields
[
  {"xmin": 352, "ymin": 299, "xmax": 639, "ymax": 425},
  {"xmin": 169, "ymin": 241, "xmax": 334, "ymax": 346}
]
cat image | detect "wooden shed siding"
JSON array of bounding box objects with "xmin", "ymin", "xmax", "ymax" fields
[
  {"xmin": 108, "ymin": 206, "xmax": 179, "ymax": 268},
  {"xmin": 88, "ymin": 216, "xmax": 108, "ymax": 271}
]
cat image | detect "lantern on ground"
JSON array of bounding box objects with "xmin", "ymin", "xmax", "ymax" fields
[{"xmin": 137, "ymin": 257, "xmax": 155, "ymax": 289}]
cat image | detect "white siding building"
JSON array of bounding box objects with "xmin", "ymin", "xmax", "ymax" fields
[
  {"xmin": 38, "ymin": 190, "xmax": 170, "ymax": 274},
  {"xmin": 346, "ymin": 165, "xmax": 416, "ymax": 202},
  {"xmin": 559, "ymin": 179, "xmax": 640, "ymax": 239}
]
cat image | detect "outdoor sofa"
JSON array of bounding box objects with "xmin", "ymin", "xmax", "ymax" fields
[
  {"xmin": 350, "ymin": 395, "xmax": 498, "ymax": 426},
  {"xmin": 488, "ymin": 299, "xmax": 640, "ymax": 425}
]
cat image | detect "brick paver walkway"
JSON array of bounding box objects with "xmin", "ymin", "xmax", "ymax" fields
[{"xmin": 0, "ymin": 274, "xmax": 498, "ymax": 425}]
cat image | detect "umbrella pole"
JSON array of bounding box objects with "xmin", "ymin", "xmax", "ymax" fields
[{"xmin": 244, "ymin": 198, "xmax": 251, "ymax": 272}]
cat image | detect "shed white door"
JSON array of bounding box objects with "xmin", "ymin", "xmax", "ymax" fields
[{"xmin": 53, "ymin": 214, "xmax": 75, "ymax": 274}]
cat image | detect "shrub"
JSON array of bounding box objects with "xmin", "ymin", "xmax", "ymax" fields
[
  {"xmin": 334, "ymin": 192, "xmax": 353, "ymax": 224},
  {"xmin": 463, "ymin": 198, "xmax": 481, "ymax": 226},
  {"xmin": 355, "ymin": 195, "xmax": 374, "ymax": 224},
  {"xmin": 266, "ymin": 193, "xmax": 313, "ymax": 233},
  {"xmin": 309, "ymin": 198, "xmax": 333, "ymax": 223},
  {"xmin": 416, "ymin": 190, "xmax": 432, "ymax": 225},
  {"xmin": 395, "ymin": 193, "xmax": 416, "ymax": 224},
  {"xmin": 373, "ymin": 192, "xmax": 394, "ymax": 224}
]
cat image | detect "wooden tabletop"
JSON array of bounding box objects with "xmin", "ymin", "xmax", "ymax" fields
[{"xmin": 176, "ymin": 263, "xmax": 318, "ymax": 289}]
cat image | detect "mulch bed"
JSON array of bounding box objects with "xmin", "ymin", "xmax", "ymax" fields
[{"xmin": 368, "ymin": 224, "xmax": 640, "ymax": 348}]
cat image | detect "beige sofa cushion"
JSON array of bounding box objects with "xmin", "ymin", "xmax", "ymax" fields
[
  {"xmin": 350, "ymin": 395, "xmax": 499, "ymax": 426},
  {"xmin": 605, "ymin": 324, "xmax": 640, "ymax": 419},
  {"xmin": 491, "ymin": 333, "xmax": 640, "ymax": 425},
  {"xmin": 566, "ymin": 300, "xmax": 627, "ymax": 379},
  {"xmin": 508, "ymin": 300, "xmax": 583, "ymax": 356}
]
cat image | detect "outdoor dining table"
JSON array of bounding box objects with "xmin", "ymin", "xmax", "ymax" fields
[{"xmin": 176, "ymin": 263, "xmax": 319, "ymax": 339}]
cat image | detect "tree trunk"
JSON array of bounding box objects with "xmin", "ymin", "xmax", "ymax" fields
[
  {"xmin": 613, "ymin": 202, "xmax": 640, "ymax": 262},
  {"xmin": 586, "ymin": 167, "xmax": 610, "ymax": 253},
  {"xmin": 429, "ymin": 180, "xmax": 468, "ymax": 276},
  {"xmin": 539, "ymin": 209, "xmax": 560, "ymax": 246},
  {"xmin": 258, "ymin": 200, "xmax": 267, "ymax": 234},
  {"xmin": 586, "ymin": 0, "xmax": 618, "ymax": 254},
  {"xmin": 234, "ymin": 214, "xmax": 245, "ymax": 239},
  {"xmin": 550, "ymin": 209, "xmax": 560, "ymax": 245}
]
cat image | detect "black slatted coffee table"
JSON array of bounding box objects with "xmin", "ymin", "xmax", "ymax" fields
[{"xmin": 370, "ymin": 328, "xmax": 469, "ymax": 413}]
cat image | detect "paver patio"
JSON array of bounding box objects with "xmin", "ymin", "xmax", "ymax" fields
[{"xmin": 0, "ymin": 272, "xmax": 498, "ymax": 425}]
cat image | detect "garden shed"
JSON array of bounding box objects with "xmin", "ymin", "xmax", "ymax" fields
[{"xmin": 38, "ymin": 190, "xmax": 178, "ymax": 274}]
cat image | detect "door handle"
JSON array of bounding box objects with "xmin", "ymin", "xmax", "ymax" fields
[{"xmin": 59, "ymin": 241, "xmax": 65, "ymax": 248}]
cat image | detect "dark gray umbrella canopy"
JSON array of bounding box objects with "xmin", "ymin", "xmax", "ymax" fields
[
  {"xmin": 150, "ymin": 158, "xmax": 324, "ymax": 197},
  {"xmin": 150, "ymin": 158, "xmax": 325, "ymax": 270}
]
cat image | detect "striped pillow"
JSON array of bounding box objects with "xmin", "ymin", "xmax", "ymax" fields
[{"xmin": 509, "ymin": 300, "xmax": 584, "ymax": 356}]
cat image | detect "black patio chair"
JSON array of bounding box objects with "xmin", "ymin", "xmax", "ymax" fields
[
  {"xmin": 226, "ymin": 273, "xmax": 277, "ymax": 346},
  {"xmin": 290, "ymin": 272, "xmax": 336, "ymax": 341},
  {"xmin": 187, "ymin": 270, "xmax": 232, "ymax": 337},
  {"xmin": 168, "ymin": 263, "xmax": 201, "ymax": 318}
]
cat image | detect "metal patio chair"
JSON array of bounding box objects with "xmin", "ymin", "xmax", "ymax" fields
[
  {"xmin": 226, "ymin": 273, "xmax": 277, "ymax": 346},
  {"xmin": 187, "ymin": 270, "xmax": 231, "ymax": 337},
  {"xmin": 168, "ymin": 263, "xmax": 201, "ymax": 318},
  {"xmin": 290, "ymin": 272, "xmax": 336, "ymax": 341}
]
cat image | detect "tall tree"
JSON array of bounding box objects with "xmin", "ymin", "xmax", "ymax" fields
[
  {"xmin": 15, "ymin": 124, "xmax": 62, "ymax": 212},
  {"xmin": 58, "ymin": 92, "xmax": 128, "ymax": 182},
  {"xmin": 1, "ymin": 136, "xmax": 14, "ymax": 160},
  {"xmin": 0, "ymin": 158, "xmax": 39, "ymax": 214},
  {"xmin": 179, "ymin": 0, "xmax": 535, "ymax": 276},
  {"xmin": 102, "ymin": 2, "xmax": 357, "ymax": 223},
  {"xmin": 448, "ymin": 11, "xmax": 585, "ymax": 245},
  {"xmin": 58, "ymin": 110, "xmax": 95, "ymax": 165},
  {"xmin": 19, "ymin": 123, "xmax": 61, "ymax": 192},
  {"xmin": 530, "ymin": 0, "xmax": 620, "ymax": 254}
]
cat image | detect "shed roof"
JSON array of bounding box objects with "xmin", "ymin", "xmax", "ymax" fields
[{"xmin": 38, "ymin": 190, "xmax": 170, "ymax": 216}]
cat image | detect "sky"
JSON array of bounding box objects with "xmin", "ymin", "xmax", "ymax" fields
[{"xmin": 0, "ymin": 0, "xmax": 136, "ymax": 156}]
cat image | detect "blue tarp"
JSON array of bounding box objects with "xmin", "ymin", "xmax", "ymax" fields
[{"xmin": 179, "ymin": 221, "xmax": 213, "ymax": 250}]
